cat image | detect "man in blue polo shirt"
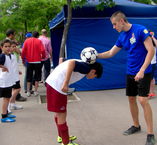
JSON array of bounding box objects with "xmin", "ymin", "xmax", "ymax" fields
[{"xmin": 98, "ymin": 11, "xmax": 155, "ymax": 145}]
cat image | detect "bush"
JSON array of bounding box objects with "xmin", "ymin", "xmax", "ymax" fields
[{"xmin": 0, "ymin": 33, "xmax": 6, "ymax": 41}]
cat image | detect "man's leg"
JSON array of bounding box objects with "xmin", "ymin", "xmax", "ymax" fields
[
  {"xmin": 43, "ymin": 59, "xmax": 51, "ymax": 81},
  {"xmin": 138, "ymin": 97, "xmax": 155, "ymax": 145},
  {"xmin": 123, "ymin": 96, "xmax": 141, "ymax": 135},
  {"xmin": 138, "ymin": 97, "xmax": 153, "ymax": 134},
  {"xmin": 34, "ymin": 81, "xmax": 39, "ymax": 95},
  {"xmin": 128, "ymin": 96, "xmax": 140, "ymax": 127}
]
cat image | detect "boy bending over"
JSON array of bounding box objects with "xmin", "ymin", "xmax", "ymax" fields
[{"xmin": 46, "ymin": 59, "xmax": 103, "ymax": 145}]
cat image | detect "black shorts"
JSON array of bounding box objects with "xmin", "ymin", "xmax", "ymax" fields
[
  {"xmin": 126, "ymin": 73, "xmax": 151, "ymax": 97},
  {"xmin": 0, "ymin": 86, "xmax": 12, "ymax": 98},
  {"xmin": 12, "ymin": 81, "xmax": 21, "ymax": 89},
  {"xmin": 26, "ymin": 63, "xmax": 42, "ymax": 82}
]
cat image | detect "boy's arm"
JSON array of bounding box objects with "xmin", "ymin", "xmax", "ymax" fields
[
  {"xmin": 61, "ymin": 60, "xmax": 75, "ymax": 93},
  {"xmin": 0, "ymin": 65, "xmax": 8, "ymax": 72},
  {"xmin": 15, "ymin": 47, "xmax": 21, "ymax": 55},
  {"xmin": 0, "ymin": 54, "xmax": 8, "ymax": 72}
]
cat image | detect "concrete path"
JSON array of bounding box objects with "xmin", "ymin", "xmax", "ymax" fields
[{"xmin": 0, "ymin": 63, "xmax": 157, "ymax": 145}]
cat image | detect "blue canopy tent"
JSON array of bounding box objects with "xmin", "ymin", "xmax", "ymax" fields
[{"xmin": 49, "ymin": 0, "xmax": 157, "ymax": 91}]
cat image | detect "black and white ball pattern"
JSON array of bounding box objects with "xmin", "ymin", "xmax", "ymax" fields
[{"xmin": 80, "ymin": 47, "xmax": 98, "ymax": 64}]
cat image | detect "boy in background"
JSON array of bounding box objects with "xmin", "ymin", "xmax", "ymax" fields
[
  {"xmin": 8, "ymin": 41, "xmax": 24, "ymax": 111},
  {"xmin": 0, "ymin": 39, "xmax": 16, "ymax": 123},
  {"xmin": 46, "ymin": 59, "xmax": 103, "ymax": 145}
]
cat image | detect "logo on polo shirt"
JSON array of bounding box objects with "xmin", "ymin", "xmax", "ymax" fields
[
  {"xmin": 143, "ymin": 29, "xmax": 148, "ymax": 34},
  {"xmin": 130, "ymin": 33, "xmax": 136, "ymax": 44}
]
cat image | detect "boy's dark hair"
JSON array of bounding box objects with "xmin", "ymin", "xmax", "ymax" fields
[
  {"xmin": 1, "ymin": 39, "xmax": 11, "ymax": 47},
  {"xmin": 32, "ymin": 31, "xmax": 39, "ymax": 38},
  {"xmin": 6, "ymin": 29, "xmax": 15, "ymax": 37},
  {"xmin": 11, "ymin": 40, "xmax": 17, "ymax": 45},
  {"xmin": 89, "ymin": 62, "xmax": 103, "ymax": 78}
]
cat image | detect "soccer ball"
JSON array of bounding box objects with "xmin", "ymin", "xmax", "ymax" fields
[{"xmin": 80, "ymin": 47, "xmax": 98, "ymax": 64}]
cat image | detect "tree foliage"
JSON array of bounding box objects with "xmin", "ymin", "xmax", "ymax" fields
[{"xmin": 0, "ymin": 0, "xmax": 65, "ymax": 41}]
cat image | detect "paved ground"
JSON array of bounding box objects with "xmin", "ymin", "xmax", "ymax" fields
[{"xmin": 0, "ymin": 63, "xmax": 157, "ymax": 145}]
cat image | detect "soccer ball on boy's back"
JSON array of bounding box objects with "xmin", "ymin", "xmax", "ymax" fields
[{"xmin": 80, "ymin": 47, "xmax": 98, "ymax": 64}]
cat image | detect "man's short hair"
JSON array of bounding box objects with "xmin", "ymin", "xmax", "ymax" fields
[
  {"xmin": 6, "ymin": 29, "xmax": 15, "ymax": 37},
  {"xmin": 111, "ymin": 11, "xmax": 128, "ymax": 22},
  {"xmin": 32, "ymin": 31, "xmax": 39, "ymax": 38},
  {"xmin": 41, "ymin": 29, "xmax": 47, "ymax": 33}
]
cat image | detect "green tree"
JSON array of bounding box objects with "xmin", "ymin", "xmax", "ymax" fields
[{"xmin": 0, "ymin": 0, "xmax": 65, "ymax": 41}]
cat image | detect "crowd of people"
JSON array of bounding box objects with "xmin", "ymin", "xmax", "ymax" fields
[
  {"xmin": 0, "ymin": 29, "xmax": 52, "ymax": 123},
  {"xmin": 0, "ymin": 10, "xmax": 157, "ymax": 145}
]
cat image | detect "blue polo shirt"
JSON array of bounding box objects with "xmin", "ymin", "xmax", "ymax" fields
[{"xmin": 115, "ymin": 24, "xmax": 151, "ymax": 75}]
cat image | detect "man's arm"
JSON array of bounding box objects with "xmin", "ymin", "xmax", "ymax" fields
[
  {"xmin": 48, "ymin": 40, "xmax": 52, "ymax": 58},
  {"xmin": 21, "ymin": 42, "xmax": 27, "ymax": 64},
  {"xmin": 61, "ymin": 60, "xmax": 75, "ymax": 93},
  {"xmin": 97, "ymin": 45, "xmax": 121, "ymax": 59},
  {"xmin": 135, "ymin": 36, "xmax": 154, "ymax": 81}
]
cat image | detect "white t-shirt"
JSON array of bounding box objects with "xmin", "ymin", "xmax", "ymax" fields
[
  {"xmin": 151, "ymin": 47, "xmax": 156, "ymax": 64},
  {"xmin": 0, "ymin": 54, "xmax": 14, "ymax": 88},
  {"xmin": 11, "ymin": 54, "xmax": 20, "ymax": 83},
  {"xmin": 46, "ymin": 59, "xmax": 90, "ymax": 95}
]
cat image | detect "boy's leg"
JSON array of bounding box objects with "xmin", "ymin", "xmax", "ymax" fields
[
  {"xmin": 1, "ymin": 87, "xmax": 16, "ymax": 122},
  {"xmin": 8, "ymin": 87, "xmax": 22, "ymax": 111},
  {"xmin": 2, "ymin": 98, "xmax": 10, "ymax": 115},
  {"xmin": 56, "ymin": 112, "xmax": 69, "ymax": 145},
  {"xmin": 10, "ymin": 88, "xmax": 20, "ymax": 103},
  {"xmin": 54, "ymin": 115, "xmax": 61, "ymax": 137}
]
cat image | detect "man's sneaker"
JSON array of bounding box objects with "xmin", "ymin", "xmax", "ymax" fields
[
  {"xmin": 10, "ymin": 104, "xmax": 23, "ymax": 110},
  {"xmin": 34, "ymin": 91, "xmax": 39, "ymax": 96},
  {"xmin": 7, "ymin": 114, "xmax": 16, "ymax": 118},
  {"xmin": 145, "ymin": 135, "xmax": 156, "ymax": 145},
  {"xmin": 1, "ymin": 117, "xmax": 16, "ymax": 123},
  {"xmin": 27, "ymin": 92, "xmax": 31, "ymax": 97},
  {"xmin": 61, "ymin": 141, "xmax": 79, "ymax": 145},
  {"xmin": 57, "ymin": 135, "xmax": 77, "ymax": 143},
  {"xmin": 16, "ymin": 96, "xmax": 27, "ymax": 102},
  {"xmin": 123, "ymin": 125, "xmax": 141, "ymax": 135}
]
